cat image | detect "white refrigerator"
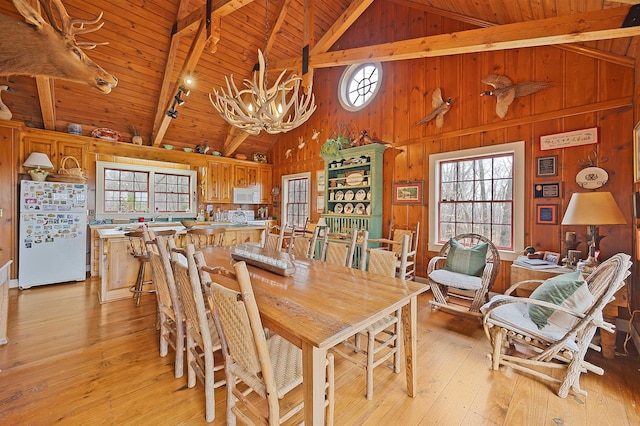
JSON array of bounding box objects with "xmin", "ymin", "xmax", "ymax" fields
[{"xmin": 19, "ymin": 180, "xmax": 88, "ymax": 289}]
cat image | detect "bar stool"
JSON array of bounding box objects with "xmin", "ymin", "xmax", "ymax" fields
[{"xmin": 126, "ymin": 229, "xmax": 176, "ymax": 306}]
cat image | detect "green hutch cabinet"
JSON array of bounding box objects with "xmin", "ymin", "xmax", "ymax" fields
[{"xmin": 320, "ymin": 143, "xmax": 387, "ymax": 240}]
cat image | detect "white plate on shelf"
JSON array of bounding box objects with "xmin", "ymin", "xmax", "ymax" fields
[
  {"xmin": 367, "ymin": 191, "xmax": 371, "ymax": 200},
  {"xmin": 366, "ymin": 205, "xmax": 371, "ymax": 215},
  {"xmin": 335, "ymin": 190, "xmax": 344, "ymax": 201},
  {"xmin": 355, "ymin": 203, "xmax": 365, "ymax": 215},
  {"xmin": 355, "ymin": 189, "xmax": 366, "ymax": 200},
  {"xmin": 345, "ymin": 190, "xmax": 354, "ymax": 201},
  {"xmin": 334, "ymin": 203, "xmax": 343, "ymax": 214},
  {"xmin": 346, "ymin": 172, "xmax": 364, "ymax": 186},
  {"xmin": 344, "ymin": 203, "xmax": 354, "ymax": 214}
]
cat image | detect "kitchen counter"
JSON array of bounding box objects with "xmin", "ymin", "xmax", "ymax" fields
[{"xmin": 94, "ymin": 221, "xmax": 273, "ymax": 303}]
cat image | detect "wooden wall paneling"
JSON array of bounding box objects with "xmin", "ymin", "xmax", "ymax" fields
[{"xmin": 0, "ymin": 123, "xmax": 19, "ymax": 277}]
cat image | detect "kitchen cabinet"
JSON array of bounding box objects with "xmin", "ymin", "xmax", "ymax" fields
[
  {"xmin": 234, "ymin": 164, "xmax": 258, "ymax": 187},
  {"xmin": 21, "ymin": 130, "xmax": 87, "ymax": 171},
  {"xmin": 205, "ymin": 161, "xmax": 233, "ymax": 203},
  {"xmin": 259, "ymin": 166, "xmax": 272, "ymax": 204}
]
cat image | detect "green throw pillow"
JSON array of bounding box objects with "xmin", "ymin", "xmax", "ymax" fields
[
  {"xmin": 528, "ymin": 271, "xmax": 593, "ymax": 331},
  {"xmin": 443, "ymin": 238, "xmax": 488, "ymax": 277}
]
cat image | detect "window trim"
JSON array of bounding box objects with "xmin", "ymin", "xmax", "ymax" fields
[
  {"xmin": 281, "ymin": 172, "xmax": 311, "ymax": 228},
  {"xmin": 96, "ymin": 161, "xmax": 197, "ymax": 220},
  {"xmin": 428, "ymin": 141, "xmax": 525, "ymax": 261},
  {"xmin": 338, "ymin": 62, "xmax": 383, "ymax": 112}
]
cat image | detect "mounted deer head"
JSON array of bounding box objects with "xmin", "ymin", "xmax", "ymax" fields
[{"xmin": 0, "ymin": 0, "xmax": 118, "ymax": 93}]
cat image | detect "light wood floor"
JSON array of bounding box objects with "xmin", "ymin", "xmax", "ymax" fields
[{"xmin": 1, "ymin": 277, "xmax": 639, "ymax": 425}]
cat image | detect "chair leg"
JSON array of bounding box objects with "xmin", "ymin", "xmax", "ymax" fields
[
  {"xmin": 392, "ymin": 311, "xmax": 402, "ymax": 374},
  {"xmin": 429, "ymin": 282, "xmax": 448, "ymax": 309},
  {"xmin": 132, "ymin": 260, "xmax": 146, "ymax": 306},
  {"xmin": 490, "ymin": 327, "xmax": 504, "ymax": 370}
]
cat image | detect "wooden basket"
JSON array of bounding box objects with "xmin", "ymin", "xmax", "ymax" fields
[{"xmin": 51, "ymin": 156, "xmax": 87, "ymax": 182}]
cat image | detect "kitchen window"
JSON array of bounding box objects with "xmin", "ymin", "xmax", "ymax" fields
[
  {"xmin": 96, "ymin": 161, "xmax": 197, "ymax": 220},
  {"xmin": 428, "ymin": 141, "xmax": 525, "ymax": 260}
]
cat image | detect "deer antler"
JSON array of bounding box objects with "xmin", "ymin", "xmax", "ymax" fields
[{"xmin": 39, "ymin": 0, "xmax": 107, "ymax": 47}]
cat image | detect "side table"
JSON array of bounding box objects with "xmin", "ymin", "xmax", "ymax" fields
[{"xmin": 509, "ymin": 263, "xmax": 628, "ymax": 359}]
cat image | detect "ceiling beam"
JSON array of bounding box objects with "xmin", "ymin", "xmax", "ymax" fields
[
  {"xmin": 153, "ymin": 20, "xmax": 209, "ymax": 147},
  {"xmin": 35, "ymin": 77, "xmax": 55, "ymax": 130},
  {"xmin": 311, "ymin": 0, "xmax": 374, "ymax": 55},
  {"xmin": 152, "ymin": 0, "xmax": 256, "ymax": 147},
  {"xmin": 389, "ymin": 0, "xmax": 634, "ymax": 68},
  {"xmin": 273, "ymin": 5, "xmax": 639, "ymax": 70},
  {"xmin": 222, "ymin": 126, "xmax": 250, "ymax": 157}
]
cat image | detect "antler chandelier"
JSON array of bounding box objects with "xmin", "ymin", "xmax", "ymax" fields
[{"xmin": 210, "ymin": 49, "xmax": 316, "ymax": 135}]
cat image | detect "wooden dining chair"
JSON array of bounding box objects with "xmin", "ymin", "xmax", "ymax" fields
[
  {"xmin": 386, "ymin": 221, "xmax": 420, "ymax": 280},
  {"xmin": 288, "ymin": 225, "xmax": 320, "ymax": 259},
  {"xmin": 200, "ymin": 259, "xmax": 335, "ymax": 425},
  {"xmin": 319, "ymin": 228, "xmax": 358, "ymax": 267},
  {"xmin": 332, "ymin": 230, "xmax": 406, "ymax": 400},
  {"xmin": 145, "ymin": 234, "xmax": 184, "ymax": 379},
  {"xmin": 171, "ymin": 244, "xmax": 225, "ymax": 422},
  {"xmin": 127, "ymin": 228, "xmax": 176, "ymax": 306},
  {"xmin": 263, "ymin": 223, "xmax": 286, "ymax": 252},
  {"xmin": 185, "ymin": 227, "xmax": 226, "ymax": 248}
]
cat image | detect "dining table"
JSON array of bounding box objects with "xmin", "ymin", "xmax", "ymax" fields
[{"xmin": 199, "ymin": 245, "xmax": 429, "ymax": 425}]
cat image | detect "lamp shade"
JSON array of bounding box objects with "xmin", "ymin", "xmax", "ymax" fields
[
  {"xmin": 23, "ymin": 152, "xmax": 54, "ymax": 169},
  {"xmin": 561, "ymin": 192, "xmax": 626, "ymax": 225},
  {"xmin": 317, "ymin": 217, "xmax": 328, "ymax": 227}
]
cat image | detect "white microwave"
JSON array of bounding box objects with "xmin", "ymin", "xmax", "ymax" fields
[{"xmin": 233, "ymin": 188, "xmax": 260, "ymax": 204}]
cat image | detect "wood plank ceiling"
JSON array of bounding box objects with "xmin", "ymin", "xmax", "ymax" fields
[{"xmin": 1, "ymin": 0, "xmax": 639, "ymax": 158}]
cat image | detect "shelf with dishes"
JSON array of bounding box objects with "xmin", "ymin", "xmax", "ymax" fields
[
  {"xmin": 329, "ymin": 188, "xmax": 371, "ymax": 202},
  {"xmin": 327, "ymin": 156, "xmax": 371, "ymax": 171},
  {"xmin": 327, "ymin": 170, "xmax": 370, "ymax": 188},
  {"xmin": 327, "ymin": 201, "xmax": 371, "ymax": 216}
]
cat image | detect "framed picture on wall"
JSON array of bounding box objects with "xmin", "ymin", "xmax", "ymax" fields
[
  {"xmin": 536, "ymin": 156, "xmax": 557, "ymax": 177},
  {"xmin": 536, "ymin": 204, "xmax": 558, "ymax": 225},
  {"xmin": 317, "ymin": 170, "xmax": 325, "ymax": 192},
  {"xmin": 392, "ymin": 181, "xmax": 423, "ymax": 205}
]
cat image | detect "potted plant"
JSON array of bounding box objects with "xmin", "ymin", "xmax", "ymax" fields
[{"xmin": 320, "ymin": 134, "xmax": 350, "ymax": 157}]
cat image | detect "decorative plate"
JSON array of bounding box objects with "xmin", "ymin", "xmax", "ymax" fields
[
  {"xmin": 334, "ymin": 203, "xmax": 343, "ymax": 214},
  {"xmin": 576, "ymin": 166, "xmax": 608, "ymax": 189},
  {"xmin": 252, "ymin": 152, "xmax": 267, "ymax": 163},
  {"xmin": 367, "ymin": 191, "xmax": 371, "ymax": 200},
  {"xmin": 355, "ymin": 189, "xmax": 366, "ymax": 200},
  {"xmin": 366, "ymin": 204, "xmax": 371, "ymax": 215},
  {"xmin": 345, "ymin": 172, "xmax": 364, "ymax": 186},
  {"xmin": 344, "ymin": 203, "xmax": 354, "ymax": 214},
  {"xmin": 91, "ymin": 128, "xmax": 122, "ymax": 141},
  {"xmin": 355, "ymin": 203, "xmax": 365, "ymax": 215},
  {"xmin": 335, "ymin": 190, "xmax": 344, "ymax": 201},
  {"xmin": 344, "ymin": 190, "xmax": 354, "ymax": 201}
]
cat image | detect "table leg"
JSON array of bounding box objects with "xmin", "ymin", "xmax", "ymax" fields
[
  {"xmin": 302, "ymin": 342, "xmax": 327, "ymax": 425},
  {"xmin": 401, "ymin": 295, "xmax": 418, "ymax": 397}
]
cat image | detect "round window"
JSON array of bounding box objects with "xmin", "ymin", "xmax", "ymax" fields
[{"xmin": 338, "ymin": 62, "xmax": 383, "ymax": 112}]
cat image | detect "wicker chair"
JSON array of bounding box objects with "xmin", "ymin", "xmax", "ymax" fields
[
  {"xmin": 145, "ymin": 234, "xmax": 185, "ymax": 379},
  {"xmin": 171, "ymin": 244, "xmax": 225, "ymax": 422},
  {"xmin": 185, "ymin": 227, "xmax": 226, "ymax": 248},
  {"xmin": 287, "ymin": 226, "xmax": 320, "ymax": 259},
  {"xmin": 319, "ymin": 228, "xmax": 358, "ymax": 268},
  {"xmin": 332, "ymin": 230, "xmax": 408, "ymax": 400},
  {"xmin": 202, "ymin": 259, "xmax": 335, "ymax": 425},
  {"xmin": 263, "ymin": 224, "xmax": 286, "ymax": 252},
  {"xmin": 482, "ymin": 253, "xmax": 631, "ymax": 398},
  {"xmin": 427, "ymin": 233, "xmax": 501, "ymax": 317}
]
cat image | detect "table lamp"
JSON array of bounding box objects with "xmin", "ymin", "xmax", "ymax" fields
[
  {"xmin": 561, "ymin": 191, "xmax": 626, "ymax": 270},
  {"xmin": 316, "ymin": 216, "xmax": 329, "ymax": 237},
  {"xmin": 23, "ymin": 152, "xmax": 54, "ymax": 181}
]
